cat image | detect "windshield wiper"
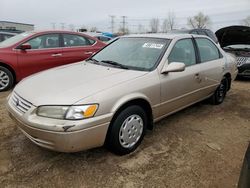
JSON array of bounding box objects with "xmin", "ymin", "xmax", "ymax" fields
[
  {"xmin": 86, "ymin": 57, "xmax": 100, "ymax": 64},
  {"xmin": 101, "ymin": 60, "xmax": 129, "ymax": 69}
]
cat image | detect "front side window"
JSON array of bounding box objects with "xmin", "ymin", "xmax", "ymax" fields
[
  {"xmin": 92, "ymin": 37, "xmax": 170, "ymax": 71},
  {"xmin": 196, "ymin": 38, "xmax": 221, "ymax": 62},
  {"xmin": 63, "ymin": 34, "xmax": 94, "ymax": 47},
  {"xmin": 168, "ymin": 39, "xmax": 196, "ymax": 66},
  {"xmin": 26, "ymin": 34, "xmax": 60, "ymax": 49}
]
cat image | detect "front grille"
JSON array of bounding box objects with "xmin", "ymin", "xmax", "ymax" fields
[
  {"xmin": 236, "ymin": 57, "xmax": 249, "ymax": 67},
  {"xmin": 11, "ymin": 92, "xmax": 33, "ymax": 114}
]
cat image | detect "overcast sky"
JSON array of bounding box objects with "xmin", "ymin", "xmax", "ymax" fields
[{"xmin": 1, "ymin": 0, "xmax": 250, "ymax": 32}]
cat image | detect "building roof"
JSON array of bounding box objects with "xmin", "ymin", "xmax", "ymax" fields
[{"xmin": 0, "ymin": 21, "xmax": 34, "ymax": 26}]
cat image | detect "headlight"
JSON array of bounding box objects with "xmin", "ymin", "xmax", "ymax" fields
[{"xmin": 36, "ymin": 104, "xmax": 98, "ymax": 120}]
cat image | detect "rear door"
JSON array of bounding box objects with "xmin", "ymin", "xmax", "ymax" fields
[
  {"xmin": 61, "ymin": 34, "xmax": 101, "ymax": 64},
  {"xmin": 17, "ymin": 33, "xmax": 63, "ymax": 78},
  {"xmin": 159, "ymin": 38, "xmax": 203, "ymax": 117},
  {"xmin": 194, "ymin": 37, "xmax": 224, "ymax": 96}
]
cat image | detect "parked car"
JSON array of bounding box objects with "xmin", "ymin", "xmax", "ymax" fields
[
  {"xmin": 238, "ymin": 142, "xmax": 250, "ymax": 188},
  {"xmin": 6, "ymin": 34, "xmax": 237, "ymax": 155},
  {"xmin": 0, "ymin": 30, "xmax": 106, "ymax": 91},
  {"xmin": 0, "ymin": 31, "xmax": 16, "ymax": 42},
  {"xmin": 169, "ymin": 29, "xmax": 218, "ymax": 43},
  {"xmin": 216, "ymin": 26, "xmax": 250, "ymax": 78},
  {"xmin": 83, "ymin": 32, "xmax": 113, "ymax": 43}
]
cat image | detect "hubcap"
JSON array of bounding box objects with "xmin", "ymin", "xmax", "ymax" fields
[
  {"xmin": 119, "ymin": 114, "xmax": 143, "ymax": 148},
  {"xmin": 0, "ymin": 70, "xmax": 10, "ymax": 90}
]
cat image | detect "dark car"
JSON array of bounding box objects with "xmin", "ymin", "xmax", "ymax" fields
[
  {"xmin": 216, "ymin": 26, "xmax": 250, "ymax": 78},
  {"xmin": 238, "ymin": 143, "xmax": 250, "ymax": 188},
  {"xmin": 169, "ymin": 29, "xmax": 218, "ymax": 43},
  {"xmin": 0, "ymin": 31, "xmax": 16, "ymax": 42},
  {"xmin": 0, "ymin": 30, "xmax": 106, "ymax": 91}
]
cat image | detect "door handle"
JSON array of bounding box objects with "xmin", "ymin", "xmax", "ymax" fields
[
  {"xmin": 194, "ymin": 73, "xmax": 202, "ymax": 83},
  {"xmin": 84, "ymin": 51, "xmax": 93, "ymax": 55},
  {"xmin": 51, "ymin": 53, "xmax": 62, "ymax": 57}
]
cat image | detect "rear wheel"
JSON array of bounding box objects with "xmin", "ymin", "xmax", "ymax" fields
[
  {"xmin": 106, "ymin": 105, "xmax": 147, "ymax": 155},
  {"xmin": 210, "ymin": 76, "xmax": 228, "ymax": 105},
  {"xmin": 0, "ymin": 66, "xmax": 14, "ymax": 92}
]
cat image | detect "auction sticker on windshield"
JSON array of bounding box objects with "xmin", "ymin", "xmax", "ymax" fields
[{"xmin": 142, "ymin": 43, "xmax": 164, "ymax": 49}]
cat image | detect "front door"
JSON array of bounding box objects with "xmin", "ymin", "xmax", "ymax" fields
[
  {"xmin": 159, "ymin": 38, "xmax": 203, "ymax": 117},
  {"xmin": 17, "ymin": 33, "xmax": 63, "ymax": 78}
]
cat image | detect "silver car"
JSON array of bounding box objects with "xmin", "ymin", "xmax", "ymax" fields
[{"xmin": 6, "ymin": 34, "xmax": 238, "ymax": 155}]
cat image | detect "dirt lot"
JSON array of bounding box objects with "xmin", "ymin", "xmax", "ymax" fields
[{"xmin": 0, "ymin": 79, "xmax": 249, "ymax": 188}]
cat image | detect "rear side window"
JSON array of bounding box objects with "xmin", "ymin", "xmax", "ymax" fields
[
  {"xmin": 168, "ymin": 39, "xmax": 196, "ymax": 66},
  {"xmin": 63, "ymin": 34, "xmax": 95, "ymax": 47},
  {"xmin": 196, "ymin": 38, "xmax": 221, "ymax": 62}
]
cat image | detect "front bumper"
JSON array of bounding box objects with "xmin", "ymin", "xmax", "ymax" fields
[
  {"xmin": 238, "ymin": 63, "xmax": 250, "ymax": 77},
  {"xmin": 6, "ymin": 96, "xmax": 113, "ymax": 152}
]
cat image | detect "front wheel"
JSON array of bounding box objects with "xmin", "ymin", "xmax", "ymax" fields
[
  {"xmin": 0, "ymin": 66, "xmax": 14, "ymax": 92},
  {"xmin": 210, "ymin": 76, "xmax": 228, "ymax": 105},
  {"xmin": 106, "ymin": 105, "xmax": 147, "ymax": 155}
]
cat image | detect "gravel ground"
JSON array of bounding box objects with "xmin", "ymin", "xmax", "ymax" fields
[{"xmin": 0, "ymin": 79, "xmax": 249, "ymax": 188}]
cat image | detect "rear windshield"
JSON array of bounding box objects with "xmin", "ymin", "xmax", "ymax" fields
[{"xmin": 0, "ymin": 31, "xmax": 34, "ymax": 48}]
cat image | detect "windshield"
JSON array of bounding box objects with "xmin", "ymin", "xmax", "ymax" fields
[
  {"xmin": 0, "ymin": 31, "xmax": 34, "ymax": 48},
  {"xmin": 92, "ymin": 37, "xmax": 170, "ymax": 71}
]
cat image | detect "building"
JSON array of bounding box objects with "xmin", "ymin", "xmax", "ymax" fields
[{"xmin": 0, "ymin": 21, "xmax": 34, "ymax": 33}]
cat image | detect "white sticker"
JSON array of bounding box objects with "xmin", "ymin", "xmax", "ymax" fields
[{"xmin": 142, "ymin": 43, "xmax": 164, "ymax": 49}]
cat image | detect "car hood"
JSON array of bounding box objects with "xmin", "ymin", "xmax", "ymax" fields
[
  {"xmin": 215, "ymin": 25, "xmax": 250, "ymax": 47},
  {"xmin": 14, "ymin": 62, "xmax": 148, "ymax": 106}
]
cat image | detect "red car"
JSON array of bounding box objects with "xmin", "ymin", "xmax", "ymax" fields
[{"xmin": 0, "ymin": 30, "xmax": 106, "ymax": 91}]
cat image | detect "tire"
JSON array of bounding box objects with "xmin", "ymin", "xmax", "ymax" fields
[
  {"xmin": 210, "ymin": 76, "xmax": 228, "ymax": 105},
  {"xmin": 0, "ymin": 66, "xmax": 14, "ymax": 92},
  {"xmin": 106, "ymin": 105, "xmax": 147, "ymax": 155}
]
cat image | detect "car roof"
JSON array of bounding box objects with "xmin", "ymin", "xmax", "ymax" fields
[{"xmin": 121, "ymin": 33, "xmax": 208, "ymax": 40}]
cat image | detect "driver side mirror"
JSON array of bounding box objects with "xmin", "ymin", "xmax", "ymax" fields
[
  {"xmin": 19, "ymin": 43, "xmax": 31, "ymax": 50},
  {"xmin": 161, "ymin": 62, "xmax": 185, "ymax": 74}
]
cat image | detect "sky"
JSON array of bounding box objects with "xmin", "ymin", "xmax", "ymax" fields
[{"xmin": 1, "ymin": 0, "xmax": 250, "ymax": 32}]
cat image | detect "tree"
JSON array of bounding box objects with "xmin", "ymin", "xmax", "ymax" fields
[
  {"xmin": 162, "ymin": 12, "xmax": 176, "ymax": 32},
  {"xmin": 150, "ymin": 18, "xmax": 160, "ymax": 33},
  {"xmin": 187, "ymin": 12, "xmax": 211, "ymax": 29},
  {"xmin": 241, "ymin": 16, "xmax": 250, "ymax": 26},
  {"xmin": 90, "ymin": 27, "xmax": 98, "ymax": 32}
]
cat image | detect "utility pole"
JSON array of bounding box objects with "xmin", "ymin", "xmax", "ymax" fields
[
  {"xmin": 51, "ymin": 23, "xmax": 56, "ymax": 29},
  {"xmin": 121, "ymin": 16, "xmax": 127, "ymax": 34},
  {"xmin": 60, "ymin": 23, "xmax": 65, "ymax": 30},
  {"xmin": 109, "ymin": 15, "xmax": 115, "ymax": 33}
]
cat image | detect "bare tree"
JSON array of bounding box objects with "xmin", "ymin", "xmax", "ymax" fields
[
  {"xmin": 137, "ymin": 24, "xmax": 145, "ymax": 34},
  {"xmin": 90, "ymin": 27, "xmax": 98, "ymax": 32},
  {"xmin": 241, "ymin": 16, "xmax": 250, "ymax": 26},
  {"xmin": 150, "ymin": 18, "xmax": 160, "ymax": 33},
  {"xmin": 68, "ymin": 24, "xmax": 75, "ymax": 31},
  {"xmin": 162, "ymin": 12, "xmax": 176, "ymax": 32},
  {"xmin": 187, "ymin": 12, "xmax": 211, "ymax": 29}
]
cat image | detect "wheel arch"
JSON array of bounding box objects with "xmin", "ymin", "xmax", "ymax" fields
[
  {"xmin": 110, "ymin": 95, "xmax": 154, "ymax": 130},
  {"xmin": 223, "ymin": 72, "xmax": 231, "ymax": 91},
  {"xmin": 0, "ymin": 62, "xmax": 16, "ymax": 83}
]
